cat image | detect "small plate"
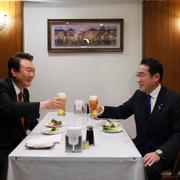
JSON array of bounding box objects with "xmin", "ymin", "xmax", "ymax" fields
[
  {"xmin": 41, "ymin": 128, "xmax": 61, "ymax": 135},
  {"xmin": 102, "ymin": 127, "xmax": 122, "ymax": 133},
  {"xmin": 25, "ymin": 143, "xmax": 55, "ymax": 149},
  {"xmin": 45, "ymin": 122, "xmax": 63, "ymax": 128},
  {"xmin": 25, "ymin": 137, "xmax": 55, "ymax": 149},
  {"xmin": 101, "ymin": 121, "xmax": 119, "ymax": 127}
]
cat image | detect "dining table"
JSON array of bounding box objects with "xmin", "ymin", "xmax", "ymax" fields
[{"xmin": 7, "ymin": 112, "xmax": 145, "ymax": 180}]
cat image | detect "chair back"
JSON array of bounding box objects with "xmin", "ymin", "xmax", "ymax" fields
[{"xmin": 161, "ymin": 151, "xmax": 180, "ymax": 180}]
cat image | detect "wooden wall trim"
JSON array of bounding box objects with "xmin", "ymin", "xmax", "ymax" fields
[
  {"xmin": 143, "ymin": 0, "xmax": 180, "ymax": 93},
  {"xmin": 0, "ymin": 1, "xmax": 23, "ymax": 78}
]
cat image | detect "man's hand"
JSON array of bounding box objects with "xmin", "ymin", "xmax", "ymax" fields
[
  {"xmin": 40, "ymin": 97, "xmax": 64, "ymax": 110},
  {"xmin": 143, "ymin": 152, "xmax": 160, "ymax": 167}
]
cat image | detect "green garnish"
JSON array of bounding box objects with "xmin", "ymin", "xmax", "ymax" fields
[
  {"xmin": 51, "ymin": 119, "xmax": 57, "ymax": 123},
  {"xmin": 51, "ymin": 127, "xmax": 56, "ymax": 131},
  {"xmin": 51, "ymin": 119, "xmax": 62, "ymax": 126}
]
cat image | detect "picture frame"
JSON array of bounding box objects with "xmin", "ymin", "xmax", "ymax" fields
[{"xmin": 48, "ymin": 19, "xmax": 124, "ymax": 52}]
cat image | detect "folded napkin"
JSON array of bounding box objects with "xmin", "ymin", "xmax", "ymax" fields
[{"xmin": 25, "ymin": 134, "xmax": 61, "ymax": 149}]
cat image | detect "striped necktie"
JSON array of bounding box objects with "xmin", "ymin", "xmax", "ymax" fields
[
  {"xmin": 18, "ymin": 91, "xmax": 23, "ymax": 103},
  {"xmin": 145, "ymin": 94, "xmax": 151, "ymax": 120},
  {"xmin": 18, "ymin": 91, "xmax": 25, "ymax": 127}
]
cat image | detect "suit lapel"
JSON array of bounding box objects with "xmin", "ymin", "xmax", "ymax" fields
[
  {"xmin": 6, "ymin": 78, "xmax": 26, "ymax": 129},
  {"xmin": 6, "ymin": 77, "xmax": 18, "ymax": 102},
  {"xmin": 23, "ymin": 89, "xmax": 29, "ymax": 103},
  {"xmin": 139, "ymin": 93, "xmax": 149, "ymax": 134}
]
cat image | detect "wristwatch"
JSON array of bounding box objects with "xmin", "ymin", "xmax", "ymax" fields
[{"xmin": 155, "ymin": 149, "xmax": 164, "ymax": 159}]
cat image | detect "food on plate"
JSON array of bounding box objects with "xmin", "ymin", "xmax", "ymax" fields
[
  {"xmin": 103, "ymin": 127, "xmax": 121, "ymax": 133},
  {"xmin": 42, "ymin": 127, "xmax": 60, "ymax": 135},
  {"xmin": 51, "ymin": 127, "xmax": 56, "ymax": 131},
  {"xmin": 48, "ymin": 119, "xmax": 62, "ymax": 127},
  {"xmin": 102, "ymin": 120, "xmax": 119, "ymax": 130},
  {"xmin": 101, "ymin": 120, "xmax": 122, "ymax": 133}
]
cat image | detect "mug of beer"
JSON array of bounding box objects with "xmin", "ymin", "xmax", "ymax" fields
[
  {"xmin": 89, "ymin": 95, "xmax": 98, "ymax": 118},
  {"xmin": 57, "ymin": 92, "xmax": 67, "ymax": 116}
]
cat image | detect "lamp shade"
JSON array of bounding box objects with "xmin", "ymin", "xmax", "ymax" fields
[{"xmin": 0, "ymin": 11, "xmax": 8, "ymax": 32}]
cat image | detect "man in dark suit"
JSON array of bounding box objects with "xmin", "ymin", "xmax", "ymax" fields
[
  {"xmin": 0, "ymin": 52, "xmax": 64, "ymax": 180},
  {"xmin": 98, "ymin": 58, "xmax": 180, "ymax": 180}
]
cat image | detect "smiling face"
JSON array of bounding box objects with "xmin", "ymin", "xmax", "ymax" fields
[
  {"xmin": 136, "ymin": 64, "xmax": 160, "ymax": 93},
  {"xmin": 11, "ymin": 59, "xmax": 35, "ymax": 90}
]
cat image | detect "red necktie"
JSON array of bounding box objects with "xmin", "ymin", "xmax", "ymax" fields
[
  {"xmin": 18, "ymin": 91, "xmax": 23, "ymax": 103},
  {"xmin": 18, "ymin": 91, "xmax": 25, "ymax": 127}
]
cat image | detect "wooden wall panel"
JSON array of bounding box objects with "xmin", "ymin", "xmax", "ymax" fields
[
  {"xmin": 143, "ymin": 0, "xmax": 180, "ymax": 93},
  {"xmin": 0, "ymin": 1, "xmax": 23, "ymax": 78}
]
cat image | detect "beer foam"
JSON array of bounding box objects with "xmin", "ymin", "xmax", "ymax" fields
[
  {"xmin": 89, "ymin": 95, "xmax": 98, "ymax": 100},
  {"xmin": 57, "ymin": 93, "xmax": 66, "ymax": 98}
]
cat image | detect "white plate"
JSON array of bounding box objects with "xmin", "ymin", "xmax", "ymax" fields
[
  {"xmin": 25, "ymin": 137, "xmax": 55, "ymax": 149},
  {"xmin": 102, "ymin": 127, "xmax": 122, "ymax": 133},
  {"xmin": 101, "ymin": 121, "xmax": 119, "ymax": 127},
  {"xmin": 41, "ymin": 128, "xmax": 61, "ymax": 135},
  {"xmin": 25, "ymin": 143, "xmax": 55, "ymax": 149}
]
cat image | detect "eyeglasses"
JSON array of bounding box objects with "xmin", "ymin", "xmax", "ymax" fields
[{"xmin": 135, "ymin": 73, "xmax": 150, "ymax": 80}]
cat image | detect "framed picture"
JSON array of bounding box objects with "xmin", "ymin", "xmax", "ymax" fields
[{"xmin": 48, "ymin": 19, "xmax": 124, "ymax": 52}]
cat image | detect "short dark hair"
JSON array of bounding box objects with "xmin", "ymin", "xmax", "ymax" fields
[
  {"xmin": 140, "ymin": 58, "xmax": 163, "ymax": 81},
  {"xmin": 8, "ymin": 52, "xmax": 33, "ymax": 77}
]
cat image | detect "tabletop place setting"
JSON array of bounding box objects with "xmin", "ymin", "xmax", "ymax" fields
[
  {"xmin": 8, "ymin": 93, "xmax": 144, "ymax": 180},
  {"xmin": 25, "ymin": 93, "xmax": 123, "ymax": 152}
]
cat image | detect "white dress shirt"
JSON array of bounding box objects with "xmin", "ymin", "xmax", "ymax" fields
[{"xmin": 149, "ymin": 84, "xmax": 161, "ymax": 113}]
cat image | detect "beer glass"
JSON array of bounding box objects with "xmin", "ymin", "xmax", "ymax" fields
[
  {"xmin": 57, "ymin": 93, "xmax": 67, "ymax": 116},
  {"xmin": 88, "ymin": 95, "xmax": 98, "ymax": 118}
]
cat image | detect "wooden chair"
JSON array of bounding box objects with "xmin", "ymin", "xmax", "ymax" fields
[{"xmin": 161, "ymin": 151, "xmax": 180, "ymax": 180}]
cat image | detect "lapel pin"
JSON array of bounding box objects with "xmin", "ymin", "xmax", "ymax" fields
[{"xmin": 158, "ymin": 104, "xmax": 163, "ymax": 111}]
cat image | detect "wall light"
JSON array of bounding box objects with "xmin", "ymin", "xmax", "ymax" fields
[{"xmin": 0, "ymin": 11, "xmax": 8, "ymax": 33}]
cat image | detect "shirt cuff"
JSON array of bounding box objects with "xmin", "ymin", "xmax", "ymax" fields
[{"xmin": 97, "ymin": 106, "xmax": 105, "ymax": 116}]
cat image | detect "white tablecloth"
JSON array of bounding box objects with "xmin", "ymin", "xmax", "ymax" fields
[{"xmin": 7, "ymin": 112, "xmax": 145, "ymax": 180}]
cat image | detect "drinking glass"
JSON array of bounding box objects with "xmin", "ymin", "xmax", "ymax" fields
[
  {"xmin": 57, "ymin": 92, "xmax": 67, "ymax": 116},
  {"xmin": 74, "ymin": 100, "xmax": 84, "ymax": 114},
  {"xmin": 88, "ymin": 95, "xmax": 98, "ymax": 118},
  {"xmin": 66, "ymin": 126, "xmax": 82, "ymax": 153}
]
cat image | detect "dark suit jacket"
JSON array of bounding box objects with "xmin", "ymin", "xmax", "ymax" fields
[
  {"xmin": 99, "ymin": 85, "xmax": 180, "ymax": 164},
  {"xmin": 0, "ymin": 77, "xmax": 39, "ymax": 152}
]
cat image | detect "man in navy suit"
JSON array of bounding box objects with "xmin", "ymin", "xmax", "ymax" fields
[
  {"xmin": 0, "ymin": 52, "xmax": 64, "ymax": 180},
  {"xmin": 98, "ymin": 58, "xmax": 180, "ymax": 180}
]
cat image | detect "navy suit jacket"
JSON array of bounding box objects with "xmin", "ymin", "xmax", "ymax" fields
[
  {"xmin": 0, "ymin": 77, "xmax": 39, "ymax": 152},
  {"xmin": 99, "ymin": 85, "xmax": 180, "ymax": 164}
]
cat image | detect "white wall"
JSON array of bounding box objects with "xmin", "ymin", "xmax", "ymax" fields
[{"xmin": 24, "ymin": 1, "xmax": 142, "ymax": 138}]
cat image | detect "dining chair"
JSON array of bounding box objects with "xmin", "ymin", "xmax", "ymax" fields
[{"xmin": 161, "ymin": 151, "xmax": 180, "ymax": 180}]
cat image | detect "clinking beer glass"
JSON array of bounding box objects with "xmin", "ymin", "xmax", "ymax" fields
[
  {"xmin": 89, "ymin": 95, "xmax": 98, "ymax": 118},
  {"xmin": 57, "ymin": 93, "xmax": 67, "ymax": 116}
]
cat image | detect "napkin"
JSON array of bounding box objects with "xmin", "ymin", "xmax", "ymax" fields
[{"xmin": 25, "ymin": 134, "xmax": 61, "ymax": 149}]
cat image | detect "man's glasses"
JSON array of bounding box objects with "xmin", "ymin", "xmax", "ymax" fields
[{"xmin": 135, "ymin": 73, "xmax": 151, "ymax": 80}]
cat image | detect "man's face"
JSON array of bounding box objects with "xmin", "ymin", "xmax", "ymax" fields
[
  {"xmin": 12, "ymin": 59, "xmax": 35, "ymax": 89},
  {"xmin": 136, "ymin": 64, "xmax": 160, "ymax": 93}
]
